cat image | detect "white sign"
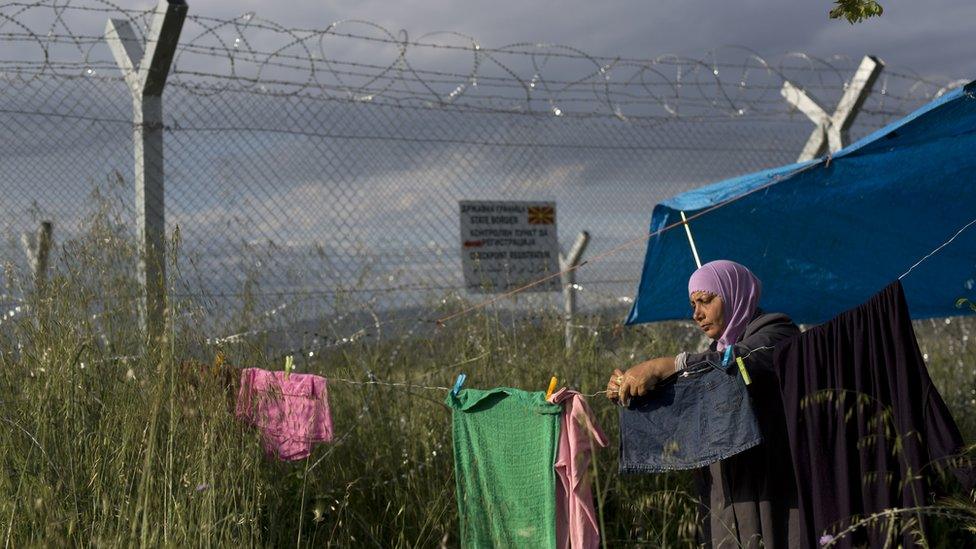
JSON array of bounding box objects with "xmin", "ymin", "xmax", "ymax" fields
[{"xmin": 459, "ymin": 200, "xmax": 559, "ymax": 293}]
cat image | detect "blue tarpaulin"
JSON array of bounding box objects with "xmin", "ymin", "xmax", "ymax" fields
[{"xmin": 627, "ymin": 81, "xmax": 976, "ymax": 325}]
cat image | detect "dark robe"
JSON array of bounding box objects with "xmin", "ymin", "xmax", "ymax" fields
[
  {"xmin": 773, "ymin": 281, "xmax": 970, "ymax": 548},
  {"xmin": 686, "ymin": 309, "xmax": 802, "ymax": 548}
]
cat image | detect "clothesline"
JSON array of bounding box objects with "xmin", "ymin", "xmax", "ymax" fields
[
  {"xmin": 324, "ymin": 375, "xmax": 605, "ymax": 398},
  {"xmin": 328, "ymin": 377, "xmax": 452, "ymax": 392},
  {"xmin": 898, "ymin": 215, "xmax": 976, "ymax": 280},
  {"xmin": 326, "ymin": 345, "xmax": 777, "ymax": 398},
  {"xmin": 578, "ymin": 346, "xmax": 775, "ymax": 397}
]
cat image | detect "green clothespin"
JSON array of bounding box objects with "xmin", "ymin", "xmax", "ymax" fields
[
  {"xmin": 284, "ymin": 355, "xmax": 294, "ymax": 379},
  {"xmin": 735, "ymin": 356, "xmax": 752, "ymax": 386}
]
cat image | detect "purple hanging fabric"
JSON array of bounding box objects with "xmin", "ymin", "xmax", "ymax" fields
[{"xmin": 774, "ymin": 281, "xmax": 971, "ymax": 548}]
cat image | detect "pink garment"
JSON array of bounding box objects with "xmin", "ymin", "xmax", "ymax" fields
[
  {"xmin": 548, "ymin": 388, "xmax": 609, "ymax": 549},
  {"xmin": 235, "ymin": 368, "xmax": 334, "ymax": 461}
]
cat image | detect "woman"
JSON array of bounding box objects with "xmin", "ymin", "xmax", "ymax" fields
[{"xmin": 607, "ymin": 260, "xmax": 801, "ymax": 548}]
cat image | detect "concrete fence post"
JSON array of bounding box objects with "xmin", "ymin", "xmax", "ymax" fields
[{"xmin": 104, "ymin": 0, "xmax": 187, "ymax": 343}]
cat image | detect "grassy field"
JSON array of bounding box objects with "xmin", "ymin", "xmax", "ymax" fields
[{"xmin": 2, "ymin": 208, "xmax": 975, "ymax": 547}]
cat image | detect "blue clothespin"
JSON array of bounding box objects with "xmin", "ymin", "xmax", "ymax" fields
[
  {"xmin": 722, "ymin": 346, "xmax": 734, "ymax": 367},
  {"xmin": 451, "ymin": 373, "xmax": 467, "ymax": 397}
]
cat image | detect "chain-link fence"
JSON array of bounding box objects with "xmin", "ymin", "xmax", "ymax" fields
[{"xmin": 1, "ymin": 0, "xmax": 966, "ymax": 340}]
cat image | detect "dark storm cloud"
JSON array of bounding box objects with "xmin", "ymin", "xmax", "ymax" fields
[
  {"xmin": 4, "ymin": 0, "xmax": 972, "ymax": 314},
  {"xmin": 187, "ymin": 0, "xmax": 974, "ymax": 80}
]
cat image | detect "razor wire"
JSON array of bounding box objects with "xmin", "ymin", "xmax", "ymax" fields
[
  {"xmin": 4, "ymin": 7, "xmax": 976, "ymax": 537},
  {"xmin": 0, "ymin": 0, "xmax": 970, "ymax": 342}
]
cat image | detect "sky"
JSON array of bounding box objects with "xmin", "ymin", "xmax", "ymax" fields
[
  {"xmin": 174, "ymin": 0, "xmax": 976, "ymax": 82},
  {"xmin": 4, "ymin": 0, "xmax": 974, "ymax": 322}
]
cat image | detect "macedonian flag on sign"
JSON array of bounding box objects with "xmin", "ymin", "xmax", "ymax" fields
[{"xmin": 527, "ymin": 205, "xmax": 555, "ymax": 225}]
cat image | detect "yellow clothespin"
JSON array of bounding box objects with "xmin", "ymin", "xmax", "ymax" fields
[
  {"xmin": 213, "ymin": 350, "xmax": 225, "ymax": 376},
  {"xmin": 735, "ymin": 356, "xmax": 752, "ymax": 386},
  {"xmin": 284, "ymin": 355, "xmax": 294, "ymax": 380},
  {"xmin": 545, "ymin": 376, "xmax": 558, "ymax": 400}
]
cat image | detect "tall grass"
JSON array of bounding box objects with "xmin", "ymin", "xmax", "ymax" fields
[{"xmin": 1, "ymin": 196, "xmax": 974, "ymax": 546}]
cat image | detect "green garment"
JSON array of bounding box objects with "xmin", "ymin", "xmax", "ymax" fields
[{"xmin": 447, "ymin": 387, "xmax": 562, "ymax": 548}]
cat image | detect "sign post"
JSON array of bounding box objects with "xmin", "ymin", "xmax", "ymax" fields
[{"xmin": 559, "ymin": 231, "xmax": 589, "ymax": 353}]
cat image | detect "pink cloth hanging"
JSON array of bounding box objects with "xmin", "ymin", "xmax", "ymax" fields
[
  {"xmin": 235, "ymin": 368, "xmax": 334, "ymax": 461},
  {"xmin": 548, "ymin": 388, "xmax": 609, "ymax": 549}
]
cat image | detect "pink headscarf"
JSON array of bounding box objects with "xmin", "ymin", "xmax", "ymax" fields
[{"xmin": 687, "ymin": 260, "xmax": 762, "ymax": 351}]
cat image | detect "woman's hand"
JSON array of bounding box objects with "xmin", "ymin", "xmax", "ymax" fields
[
  {"xmin": 606, "ymin": 358, "xmax": 674, "ymax": 404},
  {"xmin": 606, "ymin": 368, "xmax": 625, "ymax": 401}
]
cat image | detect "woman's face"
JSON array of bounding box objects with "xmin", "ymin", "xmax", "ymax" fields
[{"xmin": 690, "ymin": 290, "xmax": 725, "ymax": 340}]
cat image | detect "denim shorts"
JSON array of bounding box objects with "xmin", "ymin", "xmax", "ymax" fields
[{"xmin": 619, "ymin": 362, "xmax": 762, "ymax": 473}]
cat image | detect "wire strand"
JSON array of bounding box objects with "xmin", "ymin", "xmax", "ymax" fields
[
  {"xmin": 898, "ymin": 216, "xmax": 976, "ymax": 280},
  {"xmin": 434, "ymin": 162, "xmax": 818, "ymax": 325}
]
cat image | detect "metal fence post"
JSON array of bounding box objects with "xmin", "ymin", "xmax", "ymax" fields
[
  {"xmin": 104, "ymin": 0, "xmax": 187, "ymax": 343},
  {"xmin": 560, "ymin": 231, "xmax": 590, "ymax": 353}
]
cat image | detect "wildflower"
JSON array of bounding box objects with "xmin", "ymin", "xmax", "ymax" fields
[
  {"xmin": 312, "ymin": 499, "xmax": 327, "ymax": 523},
  {"xmin": 819, "ymin": 534, "xmax": 835, "ymax": 546},
  {"xmin": 195, "ymin": 483, "xmax": 210, "ymax": 492}
]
